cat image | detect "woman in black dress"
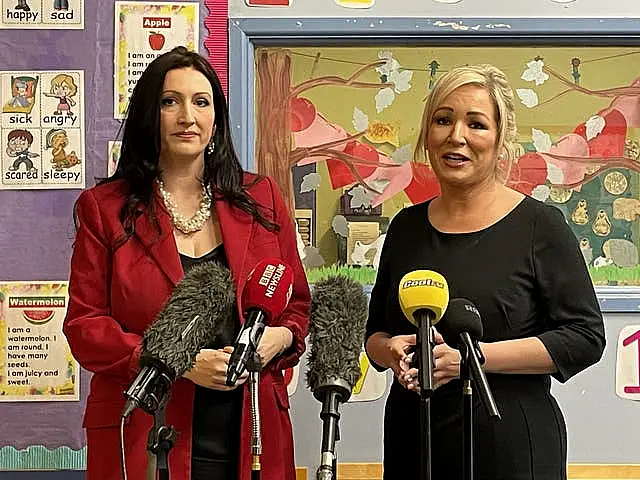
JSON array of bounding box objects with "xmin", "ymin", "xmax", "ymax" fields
[{"xmin": 365, "ymin": 64, "xmax": 605, "ymax": 480}]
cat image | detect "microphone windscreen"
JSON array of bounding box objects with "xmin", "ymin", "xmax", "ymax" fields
[
  {"xmin": 142, "ymin": 261, "xmax": 236, "ymax": 378},
  {"xmin": 306, "ymin": 275, "xmax": 368, "ymax": 396},
  {"xmin": 241, "ymin": 258, "xmax": 294, "ymax": 321},
  {"xmin": 398, "ymin": 270, "xmax": 449, "ymax": 326},
  {"xmin": 438, "ymin": 297, "xmax": 483, "ymax": 348}
]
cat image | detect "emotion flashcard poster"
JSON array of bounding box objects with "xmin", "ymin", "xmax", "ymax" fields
[
  {"xmin": 1, "ymin": 70, "xmax": 85, "ymax": 190},
  {"xmin": 1, "ymin": 0, "xmax": 84, "ymax": 29},
  {"xmin": 114, "ymin": 2, "xmax": 199, "ymax": 119}
]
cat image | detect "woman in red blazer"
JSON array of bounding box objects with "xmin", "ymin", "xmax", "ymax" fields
[{"xmin": 63, "ymin": 47, "xmax": 310, "ymax": 480}]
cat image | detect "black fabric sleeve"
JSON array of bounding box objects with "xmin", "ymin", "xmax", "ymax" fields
[
  {"xmin": 365, "ymin": 211, "xmax": 400, "ymax": 372},
  {"xmin": 533, "ymin": 204, "xmax": 605, "ymax": 383}
]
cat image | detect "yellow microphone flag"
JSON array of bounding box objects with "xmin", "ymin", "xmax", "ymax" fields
[{"xmin": 398, "ymin": 270, "xmax": 449, "ymax": 326}]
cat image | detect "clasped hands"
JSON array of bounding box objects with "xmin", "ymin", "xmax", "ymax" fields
[
  {"xmin": 389, "ymin": 330, "xmax": 461, "ymax": 392},
  {"xmin": 183, "ymin": 326, "xmax": 292, "ymax": 391}
]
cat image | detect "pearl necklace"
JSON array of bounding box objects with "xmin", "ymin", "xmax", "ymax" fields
[{"xmin": 156, "ymin": 178, "xmax": 212, "ymax": 234}]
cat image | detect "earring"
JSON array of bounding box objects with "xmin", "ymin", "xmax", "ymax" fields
[{"xmin": 207, "ymin": 139, "xmax": 215, "ymax": 155}]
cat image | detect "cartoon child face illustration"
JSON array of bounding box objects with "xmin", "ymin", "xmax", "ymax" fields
[
  {"xmin": 46, "ymin": 128, "xmax": 80, "ymax": 171},
  {"xmin": 6, "ymin": 129, "xmax": 39, "ymax": 173},
  {"xmin": 7, "ymin": 134, "xmax": 30, "ymax": 156},
  {"xmin": 53, "ymin": 82, "xmax": 71, "ymax": 97},
  {"xmin": 44, "ymin": 74, "xmax": 78, "ymax": 116},
  {"xmin": 3, "ymin": 76, "xmax": 38, "ymax": 114},
  {"xmin": 51, "ymin": 132, "xmax": 67, "ymax": 149},
  {"xmin": 15, "ymin": 80, "xmax": 26, "ymax": 95}
]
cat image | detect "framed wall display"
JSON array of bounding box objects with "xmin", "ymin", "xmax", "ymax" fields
[{"xmin": 228, "ymin": 17, "xmax": 640, "ymax": 311}]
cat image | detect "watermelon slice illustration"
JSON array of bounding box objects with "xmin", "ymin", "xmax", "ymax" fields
[{"xmin": 22, "ymin": 310, "xmax": 55, "ymax": 325}]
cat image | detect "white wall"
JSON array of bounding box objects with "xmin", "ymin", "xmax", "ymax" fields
[{"xmin": 230, "ymin": 0, "xmax": 640, "ymax": 19}]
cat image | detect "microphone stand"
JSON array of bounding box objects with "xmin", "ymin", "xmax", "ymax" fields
[
  {"xmin": 458, "ymin": 335, "xmax": 501, "ymax": 480},
  {"xmin": 414, "ymin": 309, "xmax": 436, "ymax": 480},
  {"xmin": 247, "ymin": 352, "xmax": 264, "ymax": 480},
  {"xmin": 122, "ymin": 364, "xmax": 174, "ymax": 480},
  {"xmin": 459, "ymin": 343, "xmax": 473, "ymax": 480},
  {"xmin": 145, "ymin": 403, "xmax": 177, "ymax": 480},
  {"xmin": 315, "ymin": 378, "xmax": 350, "ymax": 480}
]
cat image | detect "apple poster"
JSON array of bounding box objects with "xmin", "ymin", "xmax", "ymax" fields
[
  {"xmin": 0, "ymin": 281, "xmax": 79, "ymax": 401},
  {"xmin": 114, "ymin": 1, "xmax": 199, "ymax": 119}
]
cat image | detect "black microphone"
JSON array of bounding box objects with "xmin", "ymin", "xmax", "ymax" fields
[
  {"xmin": 438, "ymin": 298, "xmax": 501, "ymax": 420},
  {"xmin": 226, "ymin": 258, "xmax": 295, "ymax": 387},
  {"xmin": 306, "ymin": 275, "xmax": 368, "ymax": 480},
  {"xmin": 122, "ymin": 261, "xmax": 235, "ymax": 418}
]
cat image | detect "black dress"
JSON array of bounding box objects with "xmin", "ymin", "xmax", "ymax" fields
[
  {"xmin": 366, "ymin": 197, "xmax": 605, "ymax": 480},
  {"xmin": 180, "ymin": 246, "xmax": 243, "ymax": 480}
]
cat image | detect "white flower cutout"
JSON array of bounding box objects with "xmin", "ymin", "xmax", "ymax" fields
[
  {"xmin": 331, "ymin": 215, "xmax": 348, "ymax": 237},
  {"xmin": 369, "ymin": 179, "xmax": 390, "ymax": 193},
  {"xmin": 375, "ymin": 51, "xmax": 400, "ymax": 77},
  {"xmin": 374, "ymin": 51, "xmax": 413, "ymax": 112},
  {"xmin": 521, "ymin": 59, "xmax": 549, "ymax": 86},
  {"xmin": 531, "ymin": 184, "xmax": 550, "ymax": 202},
  {"xmin": 389, "ymin": 69, "xmax": 413, "ymax": 93},
  {"xmin": 585, "ymin": 115, "xmax": 605, "ymax": 141},
  {"xmin": 516, "ymin": 88, "xmax": 539, "ymax": 108},
  {"xmin": 349, "ymin": 184, "xmax": 374, "ymax": 209},
  {"xmin": 546, "ymin": 161, "xmax": 564, "ymax": 184},
  {"xmin": 353, "ymin": 107, "xmax": 369, "ymax": 132},
  {"xmin": 532, "ymin": 128, "xmax": 552, "ymax": 153},
  {"xmin": 375, "ymin": 87, "xmax": 395, "ymax": 113},
  {"xmin": 391, "ymin": 144, "xmax": 412, "ymax": 165},
  {"xmin": 300, "ymin": 172, "xmax": 321, "ymax": 193}
]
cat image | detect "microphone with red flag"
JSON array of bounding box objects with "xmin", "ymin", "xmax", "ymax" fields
[{"xmin": 226, "ymin": 258, "xmax": 294, "ymax": 386}]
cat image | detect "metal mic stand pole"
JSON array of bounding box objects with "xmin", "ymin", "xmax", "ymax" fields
[
  {"xmin": 248, "ymin": 354, "xmax": 263, "ymax": 480},
  {"xmin": 459, "ymin": 335, "xmax": 501, "ymax": 480},
  {"xmin": 145, "ymin": 403, "xmax": 177, "ymax": 480},
  {"xmin": 415, "ymin": 310, "xmax": 435, "ymax": 480},
  {"xmin": 459, "ymin": 342, "xmax": 473, "ymax": 480}
]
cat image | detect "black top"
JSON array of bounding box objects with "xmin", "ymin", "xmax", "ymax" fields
[
  {"xmin": 179, "ymin": 246, "xmax": 243, "ymax": 479},
  {"xmin": 366, "ymin": 196, "xmax": 605, "ymax": 480}
]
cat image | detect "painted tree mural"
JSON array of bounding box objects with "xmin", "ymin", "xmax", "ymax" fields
[
  {"xmin": 255, "ymin": 48, "xmax": 436, "ymax": 215},
  {"xmin": 255, "ymin": 46, "xmax": 640, "ymax": 285}
]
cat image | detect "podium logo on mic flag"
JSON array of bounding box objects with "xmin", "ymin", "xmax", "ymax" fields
[{"xmin": 398, "ymin": 270, "xmax": 449, "ymax": 323}]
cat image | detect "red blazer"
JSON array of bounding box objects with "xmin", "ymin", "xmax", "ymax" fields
[{"xmin": 63, "ymin": 173, "xmax": 310, "ymax": 480}]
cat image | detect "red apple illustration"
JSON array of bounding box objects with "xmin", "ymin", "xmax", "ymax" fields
[
  {"xmin": 290, "ymin": 97, "xmax": 316, "ymax": 132},
  {"xmin": 148, "ymin": 32, "xmax": 166, "ymax": 51},
  {"xmin": 326, "ymin": 140, "xmax": 378, "ymax": 189}
]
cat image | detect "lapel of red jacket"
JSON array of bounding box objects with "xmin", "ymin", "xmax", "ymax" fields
[
  {"xmin": 133, "ymin": 192, "xmax": 184, "ymax": 287},
  {"xmin": 215, "ymin": 196, "xmax": 254, "ymax": 298},
  {"xmin": 131, "ymin": 187, "xmax": 255, "ymax": 291}
]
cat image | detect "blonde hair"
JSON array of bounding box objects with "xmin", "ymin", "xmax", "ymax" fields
[
  {"xmin": 413, "ymin": 64, "xmax": 520, "ymax": 182},
  {"xmin": 50, "ymin": 74, "xmax": 78, "ymax": 96}
]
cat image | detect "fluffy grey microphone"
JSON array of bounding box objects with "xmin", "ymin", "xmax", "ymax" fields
[
  {"xmin": 122, "ymin": 261, "xmax": 235, "ymax": 418},
  {"xmin": 306, "ymin": 275, "xmax": 368, "ymax": 400},
  {"xmin": 306, "ymin": 275, "xmax": 368, "ymax": 480}
]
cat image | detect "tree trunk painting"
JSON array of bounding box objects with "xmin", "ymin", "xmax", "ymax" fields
[{"xmin": 255, "ymin": 48, "xmax": 295, "ymax": 213}]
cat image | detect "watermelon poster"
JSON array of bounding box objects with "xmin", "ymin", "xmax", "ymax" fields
[
  {"xmin": 0, "ymin": 282, "xmax": 79, "ymax": 401},
  {"xmin": 114, "ymin": 2, "xmax": 199, "ymax": 118}
]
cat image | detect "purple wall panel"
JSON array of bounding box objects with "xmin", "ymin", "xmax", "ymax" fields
[{"xmin": 0, "ymin": 0, "xmax": 209, "ymax": 451}]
